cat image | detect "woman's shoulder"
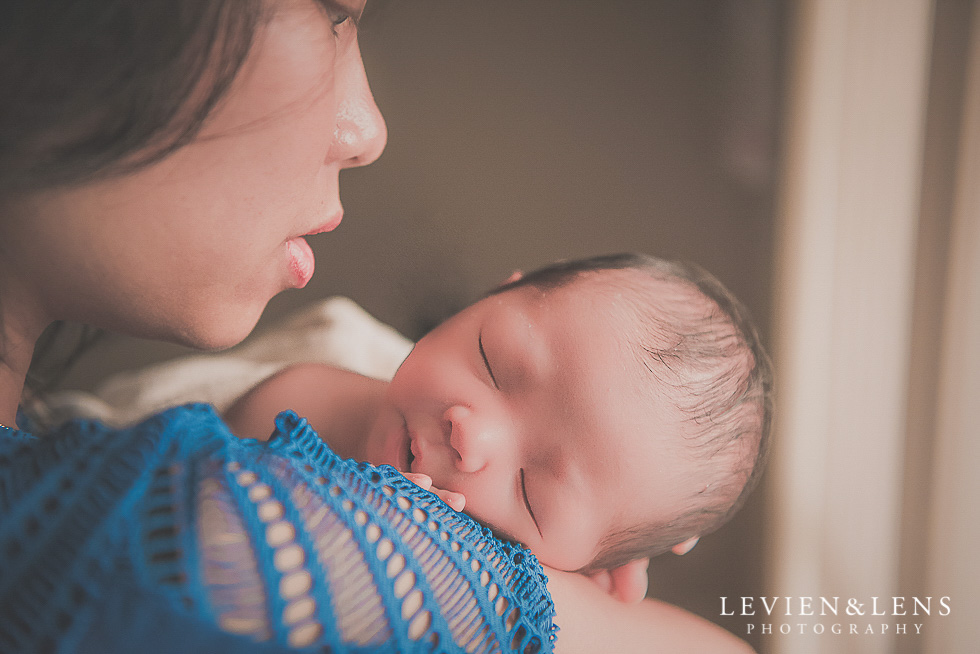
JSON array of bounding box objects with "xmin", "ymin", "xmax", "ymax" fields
[
  {"xmin": 2, "ymin": 401, "xmax": 230, "ymax": 449},
  {"xmin": 0, "ymin": 402, "xmax": 360, "ymax": 520},
  {"xmin": 0, "ymin": 403, "xmax": 227, "ymax": 509},
  {"xmin": 544, "ymin": 568, "xmax": 755, "ymax": 654},
  {"xmin": 1, "ymin": 402, "xmax": 304, "ymax": 470}
]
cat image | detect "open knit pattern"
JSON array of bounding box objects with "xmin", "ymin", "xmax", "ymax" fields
[{"xmin": 0, "ymin": 404, "xmax": 556, "ymax": 653}]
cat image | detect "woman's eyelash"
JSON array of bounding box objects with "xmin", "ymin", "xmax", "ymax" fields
[
  {"xmin": 478, "ymin": 332, "xmax": 499, "ymax": 389},
  {"xmin": 327, "ymin": 11, "xmax": 351, "ymax": 30},
  {"xmin": 315, "ymin": 1, "xmax": 355, "ymax": 29}
]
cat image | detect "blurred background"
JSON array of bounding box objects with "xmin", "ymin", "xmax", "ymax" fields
[{"xmin": 54, "ymin": 1, "xmax": 979, "ymax": 652}]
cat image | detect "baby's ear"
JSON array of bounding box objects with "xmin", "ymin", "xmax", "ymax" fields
[
  {"xmin": 586, "ymin": 558, "xmax": 650, "ymax": 604},
  {"xmin": 671, "ymin": 536, "xmax": 700, "ymax": 555}
]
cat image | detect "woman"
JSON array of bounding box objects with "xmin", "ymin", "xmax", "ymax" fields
[{"xmin": 0, "ymin": 1, "xmax": 751, "ymax": 651}]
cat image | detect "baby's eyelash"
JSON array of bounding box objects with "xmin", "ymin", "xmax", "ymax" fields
[
  {"xmin": 478, "ymin": 331, "xmax": 499, "ymax": 389},
  {"xmin": 520, "ymin": 469, "xmax": 542, "ymax": 537}
]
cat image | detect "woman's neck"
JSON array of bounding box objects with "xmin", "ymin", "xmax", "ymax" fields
[
  {"xmin": 0, "ymin": 285, "xmax": 49, "ymax": 426},
  {"xmin": 0, "ymin": 332, "xmax": 37, "ymax": 426},
  {"xmin": 0, "ymin": 367, "xmax": 26, "ymax": 426}
]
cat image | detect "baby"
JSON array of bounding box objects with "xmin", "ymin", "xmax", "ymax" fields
[{"xmin": 226, "ymin": 252, "xmax": 772, "ymax": 600}]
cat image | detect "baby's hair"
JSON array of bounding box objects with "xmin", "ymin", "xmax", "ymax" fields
[{"xmin": 493, "ymin": 253, "xmax": 773, "ymax": 573}]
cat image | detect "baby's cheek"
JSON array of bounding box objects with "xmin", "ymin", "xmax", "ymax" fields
[
  {"xmin": 455, "ymin": 487, "xmax": 522, "ymax": 545},
  {"xmin": 538, "ymin": 518, "xmax": 604, "ymax": 572}
]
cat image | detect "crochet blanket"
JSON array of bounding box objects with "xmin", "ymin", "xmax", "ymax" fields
[{"xmin": 0, "ymin": 405, "xmax": 556, "ymax": 652}]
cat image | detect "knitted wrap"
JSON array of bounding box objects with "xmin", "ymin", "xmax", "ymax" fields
[{"xmin": 0, "ymin": 404, "xmax": 556, "ymax": 653}]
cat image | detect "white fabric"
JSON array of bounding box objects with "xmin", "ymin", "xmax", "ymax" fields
[{"xmin": 41, "ymin": 297, "xmax": 414, "ymax": 427}]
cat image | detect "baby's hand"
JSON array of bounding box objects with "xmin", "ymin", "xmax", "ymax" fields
[{"xmin": 402, "ymin": 472, "xmax": 466, "ymax": 513}]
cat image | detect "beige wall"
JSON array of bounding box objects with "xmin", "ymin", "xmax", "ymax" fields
[
  {"xmin": 770, "ymin": 0, "xmax": 978, "ymax": 653},
  {"xmin": 301, "ymin": 1, "xmax": 782, "ymax": 344}
]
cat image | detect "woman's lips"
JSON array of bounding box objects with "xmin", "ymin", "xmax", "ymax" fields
[
  {"xmin": 286, "ymin": 237, "xmax": 315, "ymax": 288},
  {"xmin": 306, "ymin": 211, "xmax": 344, "ymax": 236},
  {"xmin": 285, "ymin": 212, "xmax": 343, "ymax": 288}
]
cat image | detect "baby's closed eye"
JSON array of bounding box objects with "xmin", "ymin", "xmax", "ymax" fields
[{"xmin": 520, "ymin": 468, "xmax": 542, "ymax": 537}]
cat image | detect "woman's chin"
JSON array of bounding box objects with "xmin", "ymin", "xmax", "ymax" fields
[
  {"xmin": 168, "ymin": 307, "xmax": 266, "ymax": 351},
  {"xmin": 206, "ymin": 321, "xmax": 263, "ymax": 351}
]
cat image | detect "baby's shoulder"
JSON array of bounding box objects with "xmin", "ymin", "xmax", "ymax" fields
[{"xmin": 224, "ymin": 363, "xmax": 371, "ymax": 439}]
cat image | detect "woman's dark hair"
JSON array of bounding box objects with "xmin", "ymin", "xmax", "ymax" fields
[{"xmin": 0, "ymin": 0, "xmax": 264, "ymax": 196}]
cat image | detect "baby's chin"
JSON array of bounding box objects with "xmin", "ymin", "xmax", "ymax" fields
[
  {"xmin": 465, "ymin": 514, "xmax": 527, "ymax": 550},
  {"xmin": 521, "ymin": 540, "xmax": 595, "ymax": 573}
]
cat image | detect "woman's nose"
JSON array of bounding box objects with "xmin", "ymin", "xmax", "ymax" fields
[
  {"xmin": 329, "ymin": 49, "xmax": 387, "ymax": 168},
  {"xmin": 444, "ymin": 406, "xmax": 497, "ymax": 474}
]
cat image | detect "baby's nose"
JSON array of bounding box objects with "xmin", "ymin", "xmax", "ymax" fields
[{"xmin": 444, "ymin": 406, "xmax": 492, "ymax": 473}]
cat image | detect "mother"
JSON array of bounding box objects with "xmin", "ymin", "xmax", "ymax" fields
[{"xmin": 0, "ymin": 1, "xmax": 751, "ymax": 652}]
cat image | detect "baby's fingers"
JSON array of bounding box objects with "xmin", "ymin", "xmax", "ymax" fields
[
  {"xmin": 402, "ymin": 472, "xmax": 465, "ymax": 512},
  {"xmin": 403, "ymin": 472, "xmax": 433, "ymax": 490},
  {"xmin": 433, "ymin": 488, "xmax": 466, "ymax": 513}
]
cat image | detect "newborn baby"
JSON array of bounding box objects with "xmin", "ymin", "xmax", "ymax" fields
[{"xmin": 226, "ymin": 253, "xmax": 771, "ymax": 599}]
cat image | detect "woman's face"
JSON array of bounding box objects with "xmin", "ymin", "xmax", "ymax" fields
[{"xmin": 1, "ymin": 0, "xmax": 385, "ymax": 349}]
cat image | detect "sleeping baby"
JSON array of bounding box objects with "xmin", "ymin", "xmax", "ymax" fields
[{"xmin": 225, "ymin": 252, "xmax": 772, "ymax": 601}]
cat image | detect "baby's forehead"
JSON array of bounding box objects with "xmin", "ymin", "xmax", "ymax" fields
[
  {"xmin": 567, "ymin": 267, "xmax": 706, "ymax": 307},
  {"xmin": 536, "ymin": 271, "xmax": 702, "ymax": 359}
]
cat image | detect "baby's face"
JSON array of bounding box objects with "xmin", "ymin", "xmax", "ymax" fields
[{"xmin": 366, "ymin": 274, "xmax": 705, "ymax": 571}]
